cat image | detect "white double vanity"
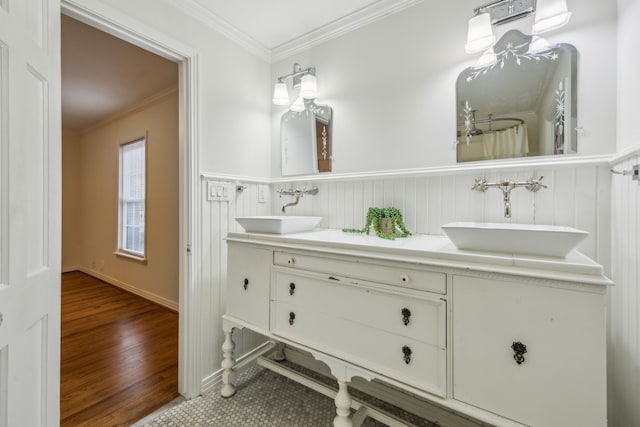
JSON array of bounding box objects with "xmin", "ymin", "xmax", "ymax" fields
[{"xmin": 221, "ymin": 227, "xmax": 610, "ymax": 427}]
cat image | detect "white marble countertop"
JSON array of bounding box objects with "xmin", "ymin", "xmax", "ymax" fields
[{"xmin": 226, "ymin": 229, "xmax": 613, "ymax": 287}]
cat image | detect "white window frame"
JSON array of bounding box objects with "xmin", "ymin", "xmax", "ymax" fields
[{"xmin": 117, "ymin": 137, "xmax": 147, "ymax": 261}]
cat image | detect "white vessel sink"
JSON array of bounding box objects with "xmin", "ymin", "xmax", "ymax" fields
[
  {"xmin": 235, "ymin": 216, "xmax": 322, "ymax": 234},
  {"xmin": 441, "ymin": 222, "xmax": 588, "ymax": 257}
]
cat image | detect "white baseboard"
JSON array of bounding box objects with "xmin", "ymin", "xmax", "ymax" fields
[{"xmin": 77, "ymin": 266, "xmax": 179, "ymax": 312}]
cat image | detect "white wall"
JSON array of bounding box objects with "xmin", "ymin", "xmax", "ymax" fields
[
  {"xmin": 610, "ymin": 0, "xmax": 640, "ymax": 425},
  {"xmin": 271, "ymin": 0, "xmax": 618, "ymax": 176}
]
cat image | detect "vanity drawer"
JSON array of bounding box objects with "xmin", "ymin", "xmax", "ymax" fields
[
  {"xmin": 272, "ymin": 300, "xmax": 446, "ymax": 397},
  {"xmin": 273, "ymin": 271, "xmax": 446, "ymax": 348},
  {"xmin": 273, "ymin": 251, "xmax": 446, "ymax": 294}
]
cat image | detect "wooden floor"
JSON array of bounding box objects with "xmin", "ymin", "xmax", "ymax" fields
[{"xmin": 61, "ymin": 271, "xmax": 179, "ymax": 427}]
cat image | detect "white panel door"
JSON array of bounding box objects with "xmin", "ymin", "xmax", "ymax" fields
[{"xmin": 0, "ymin": 1, "xmax": 61, "ymax": 426}]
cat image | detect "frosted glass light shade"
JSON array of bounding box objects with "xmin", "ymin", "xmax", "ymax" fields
[
  {"xmin": 272, "ymin": 82, "xmax": 290, "ymax": 105},
  {"xmin": 290, "ymin": 97, "xmax": 305, "ymax": 112},
  {"xmin": 465, "ymin": 13, "xmax": 495, "ymax": 54},
  {"xmin": 299, "ymin": 74, "xmax": 318, "ymax": 99},
  {"xmin": 532, "ymin": 0, "xmax": 571, "ymax": 34}
]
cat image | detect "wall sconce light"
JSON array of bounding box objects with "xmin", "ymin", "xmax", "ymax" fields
[
  {"xmin": 272, "ymin": 63, "xmax": 318, "ymax": 111},
  {"xmin": 465, "ymin": 0, "xmax": 571, "ymax": 57}
]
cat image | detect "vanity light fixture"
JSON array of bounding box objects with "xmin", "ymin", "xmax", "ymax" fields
[
  {"xmin": 465, "ymin": 0, "xmax": 571, "ymax": 55},
  {"xmin": 272, "ymin": 62, "xmax": 318, "ymax": 110}
]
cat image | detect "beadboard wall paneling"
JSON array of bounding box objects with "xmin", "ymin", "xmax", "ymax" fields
[
  {"xmin": 274, "ymin": 164, "xmax": 611, "ymax": 269},
  {"xmin": 199, "ymin": 178, "xmax": 270, "ymax": 392},
  {"xmin": 609, "ymin": 150, "xmax": 640, "ymax": 426}
]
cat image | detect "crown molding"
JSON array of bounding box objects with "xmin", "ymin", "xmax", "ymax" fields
[
  {"xmin": 170, "ymin": 0, "xmax": 271, "ymax": 63},
  {"xmin": 270, "ymin": 0, "xmax": 424, "ymax": 62}
]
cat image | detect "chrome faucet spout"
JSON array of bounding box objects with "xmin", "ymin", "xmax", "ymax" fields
[
  {"xmin": 278, "ymin": 186, "xmax": 319, "ymax": 213},
  {"xmin": 281, "ymin": 194, "xmax": 302, "ymax": 213}
]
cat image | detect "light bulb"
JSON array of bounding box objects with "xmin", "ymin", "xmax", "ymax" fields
[
  {"xmin": 290, "ymin": 97, "xmax": 305, "ymax": 112},
  {"xmin": 272, "ymin": 82, "xmax": 289, "ymax": 105},
  {"xmin": 465, "ymin": 13, "xmax": 495, "ymax": 54},
  {"xmin": 299, "ymin": 74, "xmax": 318, "ymax": 99},
  {"xmin": 473, "ymin": 47, "xmax": 497, "ymax": 68}
]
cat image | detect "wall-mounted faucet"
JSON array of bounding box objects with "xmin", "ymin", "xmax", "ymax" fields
[
  {"xmin": 279, "ymin": 186, "xmax": 319, "ymax": 213},
  {"xmin": 472, "ymin": 176, "xmax": 547, "ymax": 218}
]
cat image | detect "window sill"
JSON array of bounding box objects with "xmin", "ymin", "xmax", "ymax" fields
[{"xmin": 114, "ymin": 251, "xmax": 148, "ymax": 265}]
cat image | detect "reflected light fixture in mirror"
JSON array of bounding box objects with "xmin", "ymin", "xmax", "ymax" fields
[{"xmin": 464, "ymin": 0, "xmax": 571, "ymax": 59}]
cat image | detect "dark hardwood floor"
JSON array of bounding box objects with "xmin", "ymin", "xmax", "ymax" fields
[{"xmin": 61, "ymin": 271, "xmax": 179, "ymax": 427}]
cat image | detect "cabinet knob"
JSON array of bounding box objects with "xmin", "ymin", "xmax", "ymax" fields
[
  {"xmin": 289, "ymin": 282, "xmax": 296, "ymax": 296},
  {"xmin": 402, "ymin": 345, "xmax": 412, "ymax": 364},
  {"xmin": 243, "ymin": 278, "xmax": 249, "ymax": 290},
  {"xmin": 400, "ymin": 275, "xmax": 410, "ymax": 283},
  {"xmin": 287, "ymin": 257, "xmax": 295, "ymax": 265},
  {"xmin": 288, "ymin": 312, "xmax": 296, "ymax": 326},
  {"xmin": 511, "ymin": 341, "xmax": 527, "ymax": 365},
  {"xmin": 401, "ymin": 308, "xmax": 411, "ymax": 326}
]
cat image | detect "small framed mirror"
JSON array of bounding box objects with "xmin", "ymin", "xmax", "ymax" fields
[
  {"xmin": 456, "ymin": 30, "xmax": 577, "ymax": 162},
  {"xmin": 280, "ymin": 101, "xmax": 332, "ymax": 176}
]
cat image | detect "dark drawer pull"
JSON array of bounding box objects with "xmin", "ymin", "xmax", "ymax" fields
[
  {"xmin": 401, "ymin": 308, "xmax": 411, "ymax": 326},
  {"xmin": 243, "ymin": 278, "xmax": 249, "ymax": 290},
  {"xmin": 289, "ymin": 282, "xmax": 296, "ymax": 296},
  {"xmin": 402, "ymin": 345, "xmax": 412, "ymax": 364},
  {"xmin": 288, "ymin": 312, "xmax": 296, "ymax": 326},
  {"xmin": 512, "ymin": 341, "xmax": 527, "ymax": 365}
]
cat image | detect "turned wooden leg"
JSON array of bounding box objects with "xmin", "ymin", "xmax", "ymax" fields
[
  {"xmin": 273, "ymin": 342, "xmax": 286, "ymax": 362},
  {"xmin": 221, "ymin": 328, "xmax": 237, "ymax": 397},
  {"xmin": 333, "ymin": 380, "xmax": 353, "ymax": 427}
]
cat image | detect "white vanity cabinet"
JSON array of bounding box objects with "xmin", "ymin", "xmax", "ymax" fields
[
  {"xmin": 452, "ymin": 275, "xmax": 607, "ymax": 427},
  {"xmin": 221, "ymin": 230, "xmax": 610, "ymax": 427}
]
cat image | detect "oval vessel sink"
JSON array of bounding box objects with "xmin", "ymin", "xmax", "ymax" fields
[
  {"xmin": 235, "ymin": 216, "xmax": 322, "ymax": 234},
  {"xmin": 441, "ymin": 222, "xmax": 588, "ymax": 257}
]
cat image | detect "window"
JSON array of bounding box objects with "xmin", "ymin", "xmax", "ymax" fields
[{"xmin": 118, "ymin": 138, "xmax": 146, "ymax": 259}]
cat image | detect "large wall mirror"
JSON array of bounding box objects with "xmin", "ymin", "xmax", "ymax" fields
[
  {"xmin": 456, "ymin": 30, "xmax": 577, "ymax": 162},
  {"xmin": 281, "ymin": 100, "xmax": 333, "ymax": 176}
]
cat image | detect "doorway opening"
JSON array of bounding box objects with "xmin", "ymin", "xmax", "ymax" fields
[{"xmin": 60, "ymin": 2, "xmax": 198, "ymax": 421}]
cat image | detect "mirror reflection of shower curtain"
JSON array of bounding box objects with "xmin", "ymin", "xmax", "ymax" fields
[{"xmin": 482, "ymin": 124, "xmax": 529, "ymax": 159}]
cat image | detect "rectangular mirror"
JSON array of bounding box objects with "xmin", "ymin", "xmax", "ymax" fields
[{"xmin": 456, "ymin": 30, "xmax": 577, "ymax": 162}]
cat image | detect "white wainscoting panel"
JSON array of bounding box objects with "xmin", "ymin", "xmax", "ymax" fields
[
  {"xmin": 199, "ymin": 177, "xmax": 270, "ymax": 392},
  {"xmin": 274, "ymin": 163, "xmax": 612, "ymax": 270},
  {"xmin": 609, "ymin": 149, "xmax": 640, "ymax": 426}
]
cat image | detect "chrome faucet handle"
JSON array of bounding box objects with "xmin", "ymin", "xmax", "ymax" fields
[
  {"xmin": 472, "ymin": 178, "xmax": 489, "ymax": 192},
  {"xmin": 525, "ymin": 176, "xmax": 547, "ymax": 192}
]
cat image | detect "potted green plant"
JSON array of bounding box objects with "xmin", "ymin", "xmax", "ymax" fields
[{"xmin": 343, "ymin": 207, "xmax": 411, "ymax": 240}]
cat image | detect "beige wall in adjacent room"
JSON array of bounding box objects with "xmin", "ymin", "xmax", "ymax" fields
[
  {"xmin": 62, "ymin": 88, "xmax": 179, "ymax": 307},
  {"xmin": 62, "ymin": 128, "xmax": 82, "ymax": 270}
]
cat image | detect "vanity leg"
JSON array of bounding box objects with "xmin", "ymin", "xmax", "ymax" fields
[
  {"xmin": 333, "ymin": 380, "xmax": 353, "ymax": 427},
  {"xmin": 221, "ymin": 327, "xmax": 237, "ymax": 397},
  {"xmin": 273, "ymin": 342, "xmax": 286, "ymax": 362}
]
